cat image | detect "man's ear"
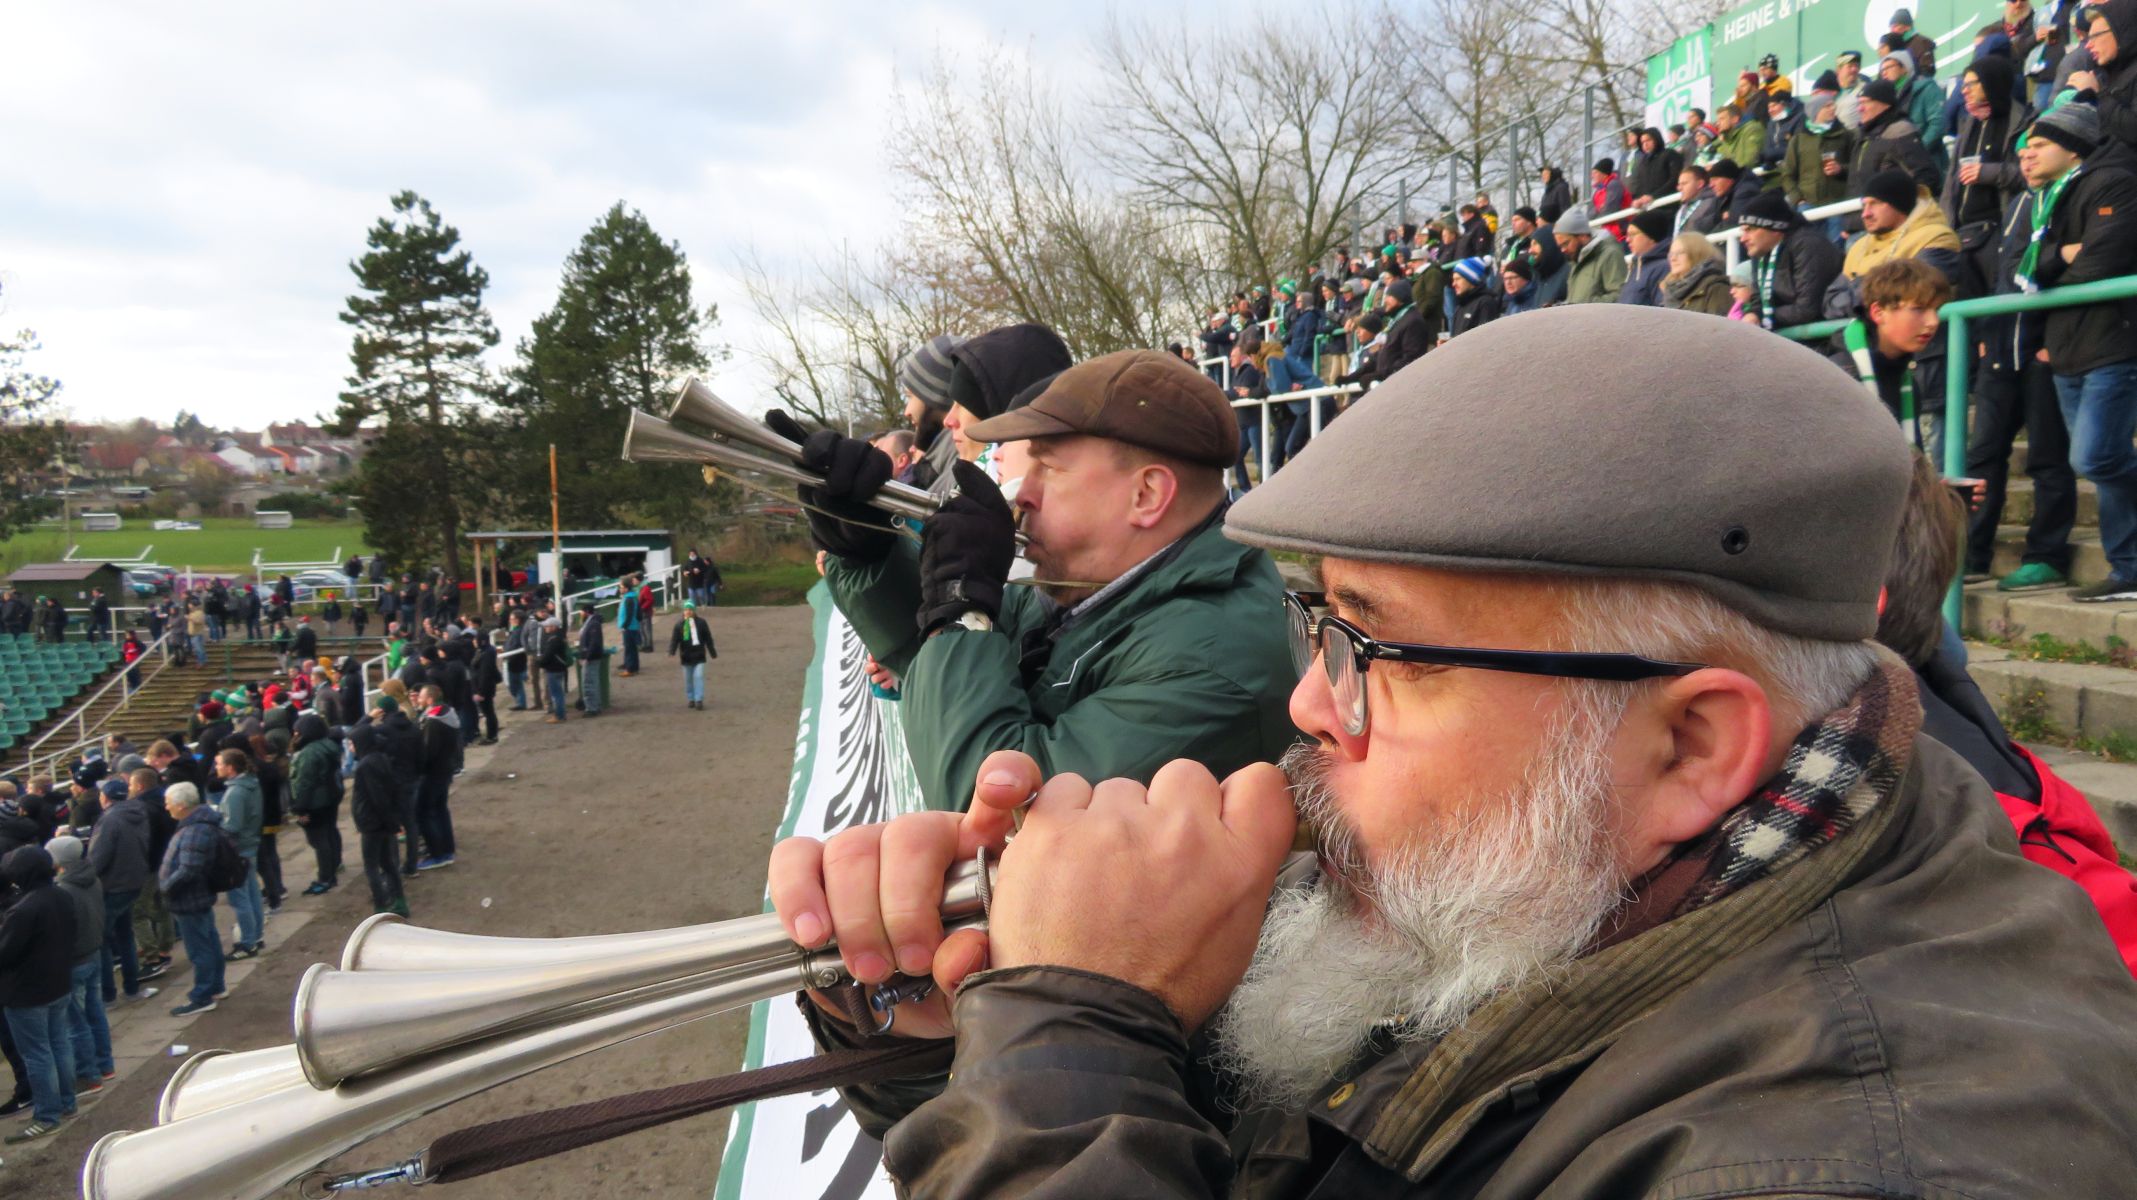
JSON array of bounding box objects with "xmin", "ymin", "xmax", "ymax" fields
[
  {"xmin": 1621, "ymin": 668, "xmax": 1775, "ymax": 870},
  {"xmin": 1128, "ymin": 464, "xmax": 1182, "ymax": 529}
]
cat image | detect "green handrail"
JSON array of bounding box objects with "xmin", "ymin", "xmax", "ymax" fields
[{"xmin": 1777, "ymin": 274, "xmax": 2137, "ymax": 629}]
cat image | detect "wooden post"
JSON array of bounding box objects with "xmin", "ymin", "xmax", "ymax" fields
[
  {"xmin": 549, "ymin": 444, "xmax": 563, "ymax": 592},
  {"xmin": 472, "ymin": 537, "xmax": 485, "ymax": 618}
]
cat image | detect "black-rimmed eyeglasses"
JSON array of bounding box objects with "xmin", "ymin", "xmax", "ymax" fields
[{"xmin": 1283, "ymin": 591, "xmax": 1705, "ymax": 737}]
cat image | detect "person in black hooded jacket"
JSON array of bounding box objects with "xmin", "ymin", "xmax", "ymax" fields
[
  {"xmin": 0, "ymin": 846, "xmax": 79, "ymax": 1136},
  {"xmin": 2068, "ymin": 0, "xmax": 2137, "ymax": 174},
  {"xmin": 346, "ymin": 724, "xmax": 407, "ymax": 918},
  {"xmin": 1942, "ymin": 53, "xmax": 2033, "ymax": 292}
]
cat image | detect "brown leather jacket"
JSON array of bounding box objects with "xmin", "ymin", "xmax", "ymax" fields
[{"xmin": 839, "ymin": 736, "xmax": 2137, "ymax": 1198}]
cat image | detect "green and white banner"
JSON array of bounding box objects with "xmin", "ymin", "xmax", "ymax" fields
[
  {"xmin": 1646, "ymin": 30, "xmax": 1713, "ymax": 131},
  {"xmin": 715, "ymin": 582, "xmax": 922, "ymax": 1200},
  {"xmin": 1651, "ymin": 0, "xmax": 1996, "ymax": 113}
]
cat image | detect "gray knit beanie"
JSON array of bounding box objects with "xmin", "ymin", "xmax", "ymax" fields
[
  {"xmin": 896, "ymin": 334, "xmax": 964, "ymax": 412},
  {"xmin": 2032, "ymin": 102, "xmax": 2104, "ymax": 156}
]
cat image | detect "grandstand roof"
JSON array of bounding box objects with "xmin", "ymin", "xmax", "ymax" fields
[{"xmin": 8, "ymin": 562, "xmax": 117, "ymax": 583}]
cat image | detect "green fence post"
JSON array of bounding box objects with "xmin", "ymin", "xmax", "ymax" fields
[{"xmin": 1944, "ymin": 310, "xmax": 1969, "ymax": 634}]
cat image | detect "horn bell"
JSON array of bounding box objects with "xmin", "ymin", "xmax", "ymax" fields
[
  {"xmin": 159, "ymin": 1045, "xmax": 309, "ymax": 1125},
  {"xmin": 668, "ymin": 376, "xmax": 808, "ymax": 461}
]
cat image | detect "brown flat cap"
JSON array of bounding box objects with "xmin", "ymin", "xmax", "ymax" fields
[
  {"xmin": 962, "ymin": 349, "xmax": 1237, "ymax": 469},
  {"xmin": 1225, "ymin": 306, "xmax": 1912, "ymax": 641}
]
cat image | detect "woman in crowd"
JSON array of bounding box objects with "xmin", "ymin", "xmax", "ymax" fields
[{"xmin": 1662, "ymin": 233, "xmax": 1734, "ymax": 316}]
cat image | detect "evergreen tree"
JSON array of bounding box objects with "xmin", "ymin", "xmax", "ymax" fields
[
  {"xmin": 502, "ymin": 202, "xmax": 726, "ymax": 534},
  {"xmin": 332, "ymin": 191, "xmax": 499, "ymax": 580},
  {"xmin": 0, "ymin": 313, "xmax": 63, "ymax": 540}
]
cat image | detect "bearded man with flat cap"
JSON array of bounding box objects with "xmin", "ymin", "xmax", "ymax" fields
[
  {"xmin": 770, "ymin": 306, "xmax": 2137, "ymax": 1197},
  {"xmin": 766, "ymin": 344, "xmax": 1294, "ymax": 813}
]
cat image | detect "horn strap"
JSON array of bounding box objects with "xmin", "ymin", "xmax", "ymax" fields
[{"xmin": 398, "ymin": 1035, "xmax": 953, "ymax": 1187}]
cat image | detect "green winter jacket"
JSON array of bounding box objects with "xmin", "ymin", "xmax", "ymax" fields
[
  {"xmin": 1780, "ymin": 123, "xmax": 1856, "ymax": 207},
  {"xmin": 1717, "ymin": 118, "xmax": 1766, "ymax": 168},
  {"xmin": 288, "ymin": 737, "xmax": 342, "ymax": 818},
  {"xmin": 1564, "ymin": 234, "xmax": 1629, "ymax": 305},
  {"xmin": 824, "ymin": 518, "xmax": 1298, "ymax": 811}
]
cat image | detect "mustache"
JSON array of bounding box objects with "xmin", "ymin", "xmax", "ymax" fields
[{"xmin": 1278, "ymin": 742, "xmax": 1372, "ymax": 901}]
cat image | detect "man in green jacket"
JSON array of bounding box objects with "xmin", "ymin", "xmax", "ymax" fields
[
  {"xmin": 1781, "ymin": 91, "xmax": 1857, "ymax": 210},
  {"xmin": 1553, "ymin": 208, "xmax": 1628, "ymax": 304},
  {"xmin": 1713, "ymin": 102, "xmax": 1766, "ymax": 168},
  {"xmin": 769, "ymin": 345, "xmax": 1295, "ymax": 812},
  {"xmin": 287, "ymin": 713, "xmax": 342, "ymax": 895}
]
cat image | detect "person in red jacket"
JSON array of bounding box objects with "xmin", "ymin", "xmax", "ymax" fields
[{"xmin": 1876, "ymin": 451, "xmax": 2137, "ymax": 974}]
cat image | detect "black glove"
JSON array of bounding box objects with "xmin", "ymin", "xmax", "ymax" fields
[
  {"xmin": 763, "ymin": 409, "xmax": 896, "ymax": 561},
  {"xmin": 918, "ymin": 461, "xmax": 1017, "ymax": 634}
]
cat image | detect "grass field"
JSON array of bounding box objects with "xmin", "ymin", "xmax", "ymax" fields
[{"xmin": 0, "ymin": 518, "xmax": 371, "ymax": 577}]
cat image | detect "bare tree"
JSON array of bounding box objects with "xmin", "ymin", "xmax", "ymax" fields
[
  {"xmin": 890, "ymin": 48, "xmax": 1197, "ymax": 356},
  {"xmin": 1095, "ymin": 8, "xmax": 1435, "ymax": 283}
]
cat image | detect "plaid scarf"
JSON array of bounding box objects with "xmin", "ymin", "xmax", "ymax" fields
[{"xmin": 1597, "ymin": 653, "xmax": 1920, "ymax": 948}]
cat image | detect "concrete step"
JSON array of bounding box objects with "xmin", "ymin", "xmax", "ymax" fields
[
  {"xmin": 2022, "ymin": 743, "xmax": 2137, "ymax": 853},
  {"xmin": 1963, "ymin": 582, "xmax": 2137, "ymax": 650},
  {"xmin": 1990, "ymin": 527, "xmax": 2115, "ymax": 586},
  {"xmin": 2000, "ymin": 479, "xmax": 2099, "ymax": 529},
  {"xmin": 1966, "ymin": 642, "xmax": 2137, "ymax": 747}
]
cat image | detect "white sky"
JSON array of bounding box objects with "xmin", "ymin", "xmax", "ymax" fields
[{"xmin": 0, "ymin": 1, "xmax": 1124, "ymax": 430}]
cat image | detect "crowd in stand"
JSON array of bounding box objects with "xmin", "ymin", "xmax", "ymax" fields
[
  {"xmin": 0, "ymin": 547, "xmax": 723, "ymax": 1142},
  {"xmin": 1182, "ymin": 0, "xmax": 2137, "ymax": 605},
  {"xmin": 762, "ymin": 286, "xmax": 2137, "ymax": 1188}
]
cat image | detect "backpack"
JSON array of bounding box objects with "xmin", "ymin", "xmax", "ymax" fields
[
  {"xmin": 203, "ymin": 825, "xmax": 250, "ymax": 892},
  {"xmin": 1997, "ymin": 746, "xmax": 2137, "ymax": 979}
]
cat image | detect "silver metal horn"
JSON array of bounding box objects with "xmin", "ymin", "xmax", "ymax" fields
[
  {"xmin": 294, "ymin": 857, "xmax": 987, "ymax": 1088},
  {"xmin": 622, "ymin": 411, "xmax": 938, "ymax": 525},
  {"xmin": 84, "ymin": 857, "xmax": 993, "ymax": 1200},
  {"xmin": 666, "ymin": 376, "xmax": 947, "ymax": 519}
]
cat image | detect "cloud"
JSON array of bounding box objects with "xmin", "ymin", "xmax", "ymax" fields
[{"xmin": 0, "ymin": 0, "xmax": 1111, "ymax": 430}]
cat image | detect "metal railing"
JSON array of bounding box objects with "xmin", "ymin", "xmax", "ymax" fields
[
  {"xmin": 1774, "ymin": 274, "xmax": 2137, "ymax": 628},
  {"xmin": 1228, "ymin": 381, "xmax": 1364, "ymax": 490},
  {"xmin": 560, "ymin": 562, "xmax": 685, "ymax": 617},
  {"xmin": 16, "ymin": 630, "xmax": 175, "ymax": 780}
]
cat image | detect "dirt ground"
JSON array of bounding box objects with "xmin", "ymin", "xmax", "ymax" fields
[{"xmin": 10, "ymin": 603, "xmax": 811, "ymax": 1199}]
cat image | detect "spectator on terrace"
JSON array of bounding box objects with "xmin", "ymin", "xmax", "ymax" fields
[
  {"xmin": 1828, "ymin": 258, "xmax": 1952, "ymax": 452},
  {"xmin": 1377, "ymin": 276, "xmax": 1435, "ymax": 379},
  {"xmin": 1736, "ymin": 190, "xmax": 1844, "ymax": 331},
  {"xmin": 1536, "ymin": 165, "xmax": 1574, "ymax": 223},
  {"xmin": 1713, "ymin": 102, "xmax": 1766, "ymax": 168},
  {"xmin": 2066, "ymin": 1, "xmax": 2137, "ymax": 174},
  {"xmin": 1662, "ymin": 233, "xmax": 1733, "ymax": 316},
  {"xmin": 1555, "ymin": 207, "xmax": 1628, "ymax": 305},
  {"xmin": 1446, "ymin": 259, "xmax": 1501, "ymax": 337},
  {"xmin": 1627, "ymin": 127, "xmax": 1682, "ymax": 206},
  {"xmin": 1708, "ymin": 158, "xmax": 1764, "ymax": 229},
  {"xmin": 1890, "ymin": 6, "xmax": 1940, "ymax": 77},
  {"xmin": 1225, "ymin": 340, "xmax": 1268, "ymax": 487},
  {"xmin": 1453, "ymin": 204, "xmax": 1494, "ymax": 259},
  {"xmin": 1946, "ymin": 55, "xmax": 2033, "ymax": 278},
  {"xmin": 1761, "ymin": 90, "xmax": 1805, "ymax": 169},
  {"xmin": 1502, "ymin": 210, "xmax": 1568, "ymax": 303},
  {"xmin": 2029, "ymin": 23, "xmax": 2067, "ymax": 112},
  {"xmin": 1881, "ymin": 50, "xmax": 1950, "ymax": 171},
  {"xmin": 1965, "ymin": 125, "xmax": 2080, "ymax": 593},
  {"xmin": 1673, "ymin": 165, "xmax": 1718, "ymax": 234},
  {"xmin": 1618, "ymin": 210, "xmax": 1674, "ymax": 306},
  {"xmin": 1851, "ymin": 77, "xmax": 1941, "ymax": 203},
  {"xmin": 1842, "ymin": 168, "xmax": 1965, "ymax": 290},
  {"xmin": 1783, "ymin": 87, "xmax": 1856, "ymax": 235},
  {"xmin": 1498, "ymin": 259, "xmax": 1543, "ymax": 317},
  {"xmin": 1588, "ymin": 159, "xmax": 1629, "ymax": 238},
  {"xmin": 2016, "ymin": 101, "xmax": 2137, "ymax": 602}
]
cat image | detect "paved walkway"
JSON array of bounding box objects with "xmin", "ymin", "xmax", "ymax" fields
[{"xmin": 3, "ymin": 605, "xmax": 812, "ymax": 1197}]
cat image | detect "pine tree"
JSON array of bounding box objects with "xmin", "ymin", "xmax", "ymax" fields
[
  {"xmin": 0, "ymin": 316, "xmax": 63, "ymax": 540},
  {"xmin": 502, "ymin": 202, "xmax": 725, "ymax": 533},
  {"xmin": 333, "ymin": 191, "xmax": 499, "ymax": 580}
]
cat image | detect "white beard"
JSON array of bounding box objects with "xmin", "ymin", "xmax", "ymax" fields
[{"xmin": 1211, "ymin": 699, "xmax": 1633, "ymax": 1112}]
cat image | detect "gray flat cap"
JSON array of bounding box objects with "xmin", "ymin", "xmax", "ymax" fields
[{"xmin": 1226, "ymin": 306, "xmax": 1912, "ymax": 640}]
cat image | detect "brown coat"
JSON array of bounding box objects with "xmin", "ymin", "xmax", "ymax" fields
[{"xmin": 855, "ymin": 736, "xmax": 2137, "ymax": 1197}]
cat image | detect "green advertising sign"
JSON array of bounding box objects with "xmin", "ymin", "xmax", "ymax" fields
[
  {"xmin": 1645, "ymin": 30, "xmax": 1712, "ymax": 130},
  {"xmin": 1654, "ymin": 0, "xmax": 1998, "ymax": 123}
]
